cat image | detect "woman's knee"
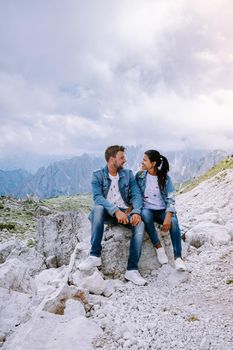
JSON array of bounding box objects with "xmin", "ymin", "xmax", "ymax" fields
[
  {"xmin": 141, "ymin": 208, "xmax": 153, "ymax": 221},
  {"xmin": 171, "ymin": 214, "xmax": 179, "ymax": 225}
]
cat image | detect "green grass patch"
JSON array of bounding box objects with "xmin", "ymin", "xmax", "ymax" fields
[
  {"xmin": 27, "ymin": 238, "xmax": 35, "ymax": 247},
  {"xmin": 225, "ymin": 279, "xmax": 233, "ymax": 285},
  {"xmin": 44, "ymin": 193, "xmax": 93, "ymax": 213},
  {"xmin": 178, "ymin": 157, "xmax": 233, "ymax": 194},
  {"xmin": 0, "ymin": 222, "xmax": 16, "ymax": 230}
]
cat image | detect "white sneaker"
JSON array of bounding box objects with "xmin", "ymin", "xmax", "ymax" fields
[
  {"xmin": 156, "ymin": 247, "xmax": 168, "ymax": 265},
  {"xmin": 175, "ymin": 258, "xmax": 187, "ymax": 271},
  {"xmin": 78, "ymin": 256, "xmax": 101, "ymax": 271},
  {"xmin": 124, "ymin": 270, "xmax": 147, "ymax": 286}
]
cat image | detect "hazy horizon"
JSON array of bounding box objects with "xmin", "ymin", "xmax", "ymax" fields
[{"xmin": 0, "ymin": 147, "xmax": 229, "ymax": 174}]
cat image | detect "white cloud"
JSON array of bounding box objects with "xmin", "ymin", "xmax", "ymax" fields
[{"xmin": 0, "ymin": 0, "xmax": 233, "ymax": 157}]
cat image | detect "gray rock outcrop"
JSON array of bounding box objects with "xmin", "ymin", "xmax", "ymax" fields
[
  {"xmin": 36, "ymin": 210, "xmax": 90, "ymax": 266},
  {"xmin": 73, "ymin": 222, "xmax": 175, "ymax": 279}
]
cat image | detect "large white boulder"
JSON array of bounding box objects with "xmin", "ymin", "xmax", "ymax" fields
[
  {"xmin": 186, "ymin": 222, "xmax": 231, "ymax": 248},
  {"xmin": 0, "ymin": 239, "xmax": 45, "ymax": 277},
  {"xmin": 0, "ymin": 287, "xmax": 40, "ymax": 345},
  {"xmin": 2, "ymin": 308, "xmax": 102, "ymax": 350},
  {"xmin": 34, "ymin": 266, "xmax": 67, "ymax": 296},
  {"xmin": 0, "ymin": 239, "xmax": 18, "ymax": 264},
  {"xmin": 36, "ymin": 210, "xmax": 90, "ymax": 266},
  {"xmin": 71, "ymin": 269, "xmax": 107, "ymax": 295},
  {"xmin": 101, "ymin": 225, "xmax": 174, "ymax": 277},
  {"xmin": 0, "ymin": 258, "xmax": 36, "ymax": 294},
  {"xmin": 75, "ymin": 224, "xmax": 175, "ymax": 279},
  {"xmin": 7, "ymin": 245, "xmax": 46, "ymax": 277}
]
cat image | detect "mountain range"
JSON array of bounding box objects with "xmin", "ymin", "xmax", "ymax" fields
[{"xmin": 0, "ymin": 147, "xmax": 229, "ymax": 198}]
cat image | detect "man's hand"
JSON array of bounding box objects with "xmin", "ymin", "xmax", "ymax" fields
[
  {"xmin": 162, "ymin": 212, "xmax": 172, "ymax": 232},
  {"xmin": 130, "ymin": 213, "xmax": 142, "ymax": 226},
  {"xmin": 115, "ymin": 210, "xmax": 129, "ymax": 224}
]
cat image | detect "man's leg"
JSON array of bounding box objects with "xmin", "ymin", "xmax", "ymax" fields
[
  {"xmin": 79, "ymin": 205, "xmax": 113, "ymax": 270},
  {"xmin": 124, "ymin": 221, "xmax": 147, "ymax": 286},
  {"xmin": 127, "ymin": 221, "xmax": 145, "ymax": 270},
  {"xmin": 90, "ymin": 205, "xmax": 108, "ymax": 257}
]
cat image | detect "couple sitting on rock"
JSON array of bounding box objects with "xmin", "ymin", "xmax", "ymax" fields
[{"xmin": 78, "ymin": 145, "xmax": 186, "ymax": 285}]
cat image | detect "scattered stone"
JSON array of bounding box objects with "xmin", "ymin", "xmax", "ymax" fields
[{"xmin": 45, "ymin": 255, "xmax": 58, "ymax": 268}]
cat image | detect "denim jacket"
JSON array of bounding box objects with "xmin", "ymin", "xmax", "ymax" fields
[
  {"xmin": 91, "ymin": 166, "xmax": 142, "ymax": 216},
  {"xmin": 135, "ymin": 171, "xmax": 176, "ymax": 213}
]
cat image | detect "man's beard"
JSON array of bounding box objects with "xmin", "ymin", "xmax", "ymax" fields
[{"xmin": 114, "ymin": 162, "xmax": 124, "ymax": 171}]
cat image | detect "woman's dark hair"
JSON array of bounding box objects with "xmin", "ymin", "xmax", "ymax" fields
[{"xmin": 144, "ymin": 150, "xmax": 169, "ymax": 190}]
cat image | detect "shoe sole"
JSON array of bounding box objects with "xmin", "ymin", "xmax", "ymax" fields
[
  {"xmin": 124, "ymin": 276, "xmax": 147, "ymax": 286},
  {"xmin": 158, "ymin": 260, "xmax": 168, "ymax": 265},
  {"xmin": 175, "ymin": 266, "xmax": 187, "ymax": 272},
  {"xmin": 78, "ymin": 262, "xmax": 101, "ymax": 271}
]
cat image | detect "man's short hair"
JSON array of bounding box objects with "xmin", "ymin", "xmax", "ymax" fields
[{"xmin": 105, "ymin": 145, "xmax": 125, "ymax": 162}]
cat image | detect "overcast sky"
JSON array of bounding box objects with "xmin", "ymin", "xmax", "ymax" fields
[{"xmin": 0, "ymin": 0, "xmax": 233, "ymax": 157}]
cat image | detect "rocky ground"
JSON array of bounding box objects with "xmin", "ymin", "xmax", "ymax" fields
[
  {"xmin": 0, "ymin": 169, "xmax": 232, "ymax": 350},
  {"xmin": 90, "ymin": 242, "xmax": 233, "ymax": 350}
]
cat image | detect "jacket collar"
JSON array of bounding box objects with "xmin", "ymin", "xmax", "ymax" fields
[
  {"xmin": 138, "ymin": 170, "xmax": 147, "ymax": 179},
  {"xmin": 103, "ymin": 165, "xmax": 125, "ymax": 179}
]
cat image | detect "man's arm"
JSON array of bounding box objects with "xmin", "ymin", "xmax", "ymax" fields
[{"xmin": 91, "ymin": 171, "xmax": 118, "ymax": 216}]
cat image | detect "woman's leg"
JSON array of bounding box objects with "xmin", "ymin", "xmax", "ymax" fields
[
  {"xmin": 169, "ymin": 215, "xmax": 182, "ymax": 258},
  {"xmin": 141, "ymin": 208, "xmax": 161, "ymax": 245},
  {"xmin": 154, "ymin": 210, "xmax": 182, "ymax": 259}
]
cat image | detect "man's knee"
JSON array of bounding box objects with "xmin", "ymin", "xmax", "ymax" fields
[
  {"xmin": 133, "ymin": 221, "xmax": 145, "ymax": 237},
  {"xmin": 90, "ymin": 205, "xmax": 105, "ymax": 221}
]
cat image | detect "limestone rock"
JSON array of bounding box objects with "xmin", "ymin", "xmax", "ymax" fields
[
  {"xmin": 34, "ymin": 266, "xmax": 67, "ymax": 296},
  {"xmin": 7, "ymin": 245, "xmax": 46, "ymax": 277},
  {"xmin": 42, "ymin": 284, "xmax": 91, "ymax": 314},
  {"xmin": 82, "ymin": 270, "xmax": 107, "ymax": 295},
  {"xmin": 2, "ymin": 309, "xmax": 102, "ymax": 350},
  {"xmin": 0, "ymin": 258, "xmax": 36, "ymax": 294},
  {"xmin": 0, "ymin": 239, "xmax": 18, "ymax": 264},
  {"xmin": 35, "ymin": 205, "xmax": 51, "ymax": 217},
  {"xmin": 186, "ymin": 222, "xmax": 231, "ymax": 248},
  {"xmin": 36, "ymin": 210, "xmax": 89, "ymax": 266},
  {"xmin": 45, "ymin": 255, "xmax": 58, "ymax": 268},
  {"xmin": 99, "ymin": 225, "xmax": 174, "ymax": 278},
  {"xmin": 0, "ymin": 287, "xmax": 40, "ymax": 342}
]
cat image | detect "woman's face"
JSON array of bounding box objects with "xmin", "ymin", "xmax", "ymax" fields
[{"xmin": 141, "ymin": 154, "xmax": 156, "ymax": 171}]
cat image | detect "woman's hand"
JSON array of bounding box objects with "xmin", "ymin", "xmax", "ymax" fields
[{"xmin": 162, "ymin": 212, "xmax": 172, "ymax": 232}]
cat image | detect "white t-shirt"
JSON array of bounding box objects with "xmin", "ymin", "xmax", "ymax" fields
[
  {"xmin": 106, "ymin": 173, "xmax": 127, "ymax": 209},
  {"xmin": 143, "ymin": 173, "xmax": 166, "ymax": 210}
]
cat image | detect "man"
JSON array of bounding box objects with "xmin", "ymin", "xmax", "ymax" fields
[{"xmin": 78, "ymin": 145, "xmax": 146, "ymax": 285}]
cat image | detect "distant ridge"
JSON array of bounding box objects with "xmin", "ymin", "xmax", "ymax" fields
[{"xmin": 0, "ymin": 148, "xmax": 229, "ymax": 198}]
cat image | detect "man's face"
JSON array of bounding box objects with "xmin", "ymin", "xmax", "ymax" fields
[{"xmin": 112, "ymin": 151, "xmax": 126, "ymax": 170}]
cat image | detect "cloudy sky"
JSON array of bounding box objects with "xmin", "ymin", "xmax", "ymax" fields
[{"xmin": 0, "ymin": 0, "xmax": 233, "ymax": 157}]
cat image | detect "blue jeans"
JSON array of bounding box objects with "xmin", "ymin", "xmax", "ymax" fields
[
  {"xmin": 89, "ymin": 205, "xmax": 145, "ymax": 270},
  {"xmin": 141, "ymin": 208, "xmax": 182, "ymax": 258}
]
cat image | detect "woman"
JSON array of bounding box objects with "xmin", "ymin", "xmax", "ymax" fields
[{"xmin": 136, "ymin": 149, "xmax": 186, "ymax": 271}]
